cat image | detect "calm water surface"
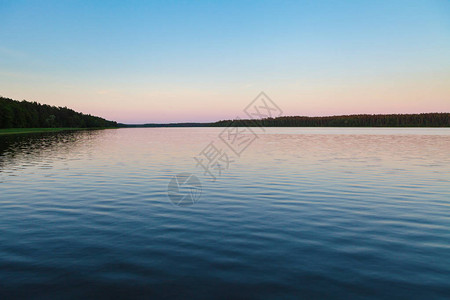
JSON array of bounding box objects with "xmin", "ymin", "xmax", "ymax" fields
[{"xmin": 0, "ymin": 128, "xmax": 449, "ymax": 299}]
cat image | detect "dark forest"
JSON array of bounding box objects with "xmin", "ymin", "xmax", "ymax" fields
[{"xmin": 0, "ymin": 97, "xmax": 117, "ymax": 129}]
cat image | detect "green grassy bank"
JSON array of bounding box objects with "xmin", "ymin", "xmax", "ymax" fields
[{"xmin": 0, "ymin": 128, "xmax": 116, "ymax": 136}]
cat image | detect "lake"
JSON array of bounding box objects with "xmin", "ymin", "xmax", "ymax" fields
[{"xmin": 1, "ymin": 128, "xmax": 449, "ymax": 299}]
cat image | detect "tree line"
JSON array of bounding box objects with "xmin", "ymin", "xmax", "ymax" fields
[
  {"xmin": 211, "ymin": 113, "xmax": 449, "ymax": 127},
  {"xmin": 0, "ymin": 96, "xmax": 118, "ymax": 128}
]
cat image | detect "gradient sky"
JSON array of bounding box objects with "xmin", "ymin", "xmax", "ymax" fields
[{"xmin": 1, "ymin": 0, "xmax": 449, "ymax": 123}]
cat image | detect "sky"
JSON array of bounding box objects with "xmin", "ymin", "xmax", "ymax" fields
[{"xmin": 0, "ymin": 0, "xmax": 449, "ymax": 123}]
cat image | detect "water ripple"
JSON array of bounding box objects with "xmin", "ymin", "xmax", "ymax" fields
[{"xmin": 0, "ymin": 128, "xmax": 449, "ymax": 299}]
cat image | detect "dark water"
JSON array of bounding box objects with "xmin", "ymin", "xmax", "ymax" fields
[{"xmin": 0, "ymin": 128, "xmax": 449, "ymax": 299}]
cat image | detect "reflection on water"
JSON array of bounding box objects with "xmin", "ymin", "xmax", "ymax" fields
[
  {"xmin": 0, "ymin": 130, "xmax": 102, "ymax": 173},
  {"xmin": 0, "ymin": 128, "xmax": 449, "ymax": 299}
]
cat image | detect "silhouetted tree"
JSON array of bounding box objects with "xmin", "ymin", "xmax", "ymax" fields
[
  {"xmin": 211, "ymin": 113, "xmax": 449, "ymax": 127},
  {"xmin": 0, "ymin": 97, "xmax": 118, "ymax": 129}
]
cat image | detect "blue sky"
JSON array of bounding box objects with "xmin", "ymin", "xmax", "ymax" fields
[{"xmin": 1, "ymin": 0, "xmax": 449, "ymax": 123}]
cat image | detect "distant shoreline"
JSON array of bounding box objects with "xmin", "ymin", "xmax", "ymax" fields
[
  {"xmin": 120, "ymin": 113, "xmax": 449, "ymax": 128},
  {"xmin": 1, "ymin": 95, "xmax": 448, "ymax": 131}
]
